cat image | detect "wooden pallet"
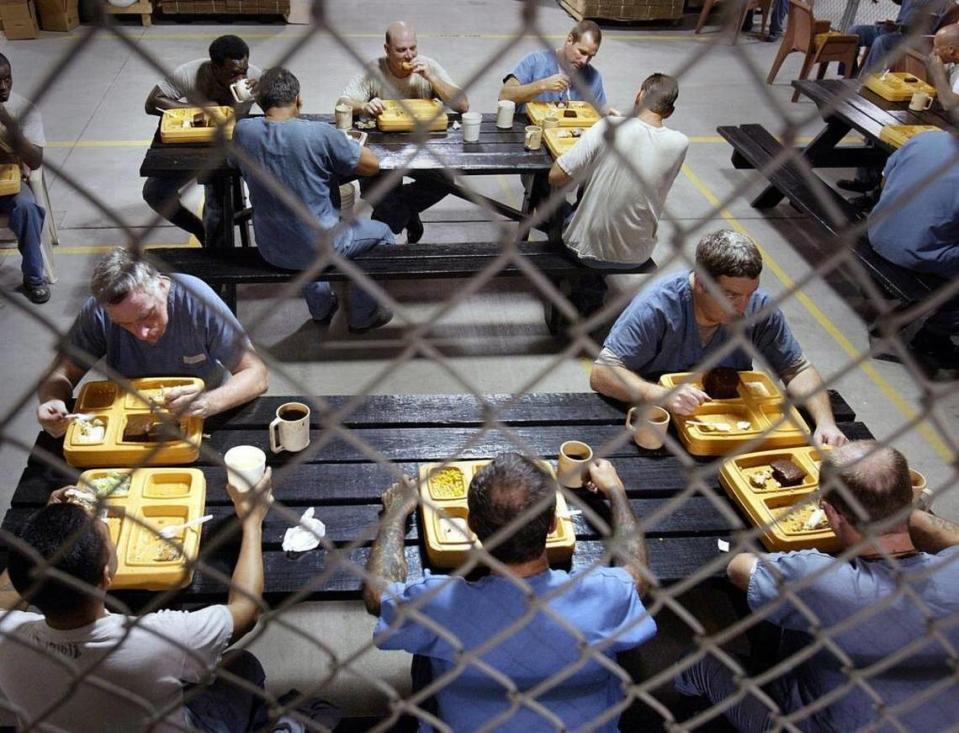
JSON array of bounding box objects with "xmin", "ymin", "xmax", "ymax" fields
[
  {"xmin": 102, "ymin": 0, "xmax": 152, "ymax": 25},
  {"xmin": 558, "ymin": 0, "xmax": 684, "ymax": 21}
]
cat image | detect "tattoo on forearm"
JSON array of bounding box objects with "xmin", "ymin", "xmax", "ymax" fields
[
  {"xmin": 369, "ymin": 510, "xmax": 409, "ymax": 584},
  {"xmin": 609, "ymin": 493, "xmax": 648, "ymax": 589}
]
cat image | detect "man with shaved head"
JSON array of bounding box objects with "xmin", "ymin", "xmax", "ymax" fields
[
  {"xmin": 927, "ymin": 22, "xmax": 959, "ymax": 109},
  {"xmin": 677, "ymin": 440, "xmax": 959, "ymax": 730},
  {"xmin": 338, "ymin": 21, "xmax": 468, "ymax": 243}
]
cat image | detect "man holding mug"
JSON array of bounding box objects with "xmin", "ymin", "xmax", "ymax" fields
[{"xmin": 143, "ymin": 35, "xmax": 262, "ymax": 247}]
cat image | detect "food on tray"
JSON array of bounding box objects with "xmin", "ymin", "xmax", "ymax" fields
[
  {"xmin": 73, "ymin": 416, "xmax": 107, "ymax": 444},
  {"xmin": 123, "ymin": 415, "xmax": 182, "ymax": 443},
  {"xmin": 88, "ymin": 470, "xmax": 132, "ymax": 497},
  {"xmin": 428, "ymin": 467, "xmax": 467, "ymax": 499},
  {"xmin": 63, "ymin": 486, "xmax": 98, "ymax": 514},
  {"xmin": 563, "ymin": 109, "xmax": 577, "ymax": 118},
  {"xmin": 744, "ymin": 381, "xmax": 770, "ymax": 397},
  {"xmin": 773, "ymin": 504, "xmax": 829, "ymax": 533},
  {"xmin": 770, "ymin": 459, "xmax": 806, "ymax": 487},
  {"xmin": 736, "ymin": 420, "xmax": 752, "ymax": 431},
  {"xmin": 134, "ymin": 535, "xmax": 184, "ymax": 563},
  {"xmin": 703, "ymin": 368, "xmax": 740, "ymax": 399},
  {"xmin": 748, "ymin": 467, "xmax": 778, "ymax": 489},
  {"xmin": 192, "ymin": 112, "xmax": 207, "ymax": 127},
  {"xmin": 438, "ymin": 516, "xmax": 472, "ymax": 542}
]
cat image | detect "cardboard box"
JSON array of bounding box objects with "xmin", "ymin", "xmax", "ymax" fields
[
  {"xmin": 35, "ymin": 0, "xmax": 77, "ymax": 31},
  {"xmin": 0, "ymin": 0, "xmax": 39, "ymax": 40}
]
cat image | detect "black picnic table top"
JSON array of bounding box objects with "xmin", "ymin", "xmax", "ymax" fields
[
  {"xmin": 1, "ymin": 392, "xmax": 868, "ymax": 608},
  {"xmin": 138, "ymin": 112, "xmax": 552, "ymax": 178}
]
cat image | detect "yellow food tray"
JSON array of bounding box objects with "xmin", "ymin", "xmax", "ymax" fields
[
  {"xmin": 64, "ymin": 377, "xmax": 205, "ymax": 468},
  {"xmin": 0, "ymin": 163, "xmax": 21, "ymax": 196},
  {"xmin": 160, "ymin": 106, "xmax": 236, "ymax": 144},
  {"xmin": 418, "ymin": 460, "xmax": 576, "ymax": 568},
  {"xmin": 526, "ymin": 100, "xmax": 601, "ymax": 128},
  {"xmin": 376, "ymin": 99, "xmax": 448, "ymax": 132},
  {"xmin": 862, "ymin": 72, "xmax": 936, "ymax": 102},
  {"xmin": 879, "ymin": 124, "xmax": 941, "ymax": 149},
  {"xmin": 543, "ymin": 127, "xmax": 587, "ymax": 158},
  {"xmin": 719, "ymin": 447, "xmax": 839, "ymax": 552},
  {"xmin": 659, "ymin": 371, "xmax": 810, "ymax": 456},
  {"xmin": 77, "ymin": 467, "xmax": 206, "ymax": 589}
]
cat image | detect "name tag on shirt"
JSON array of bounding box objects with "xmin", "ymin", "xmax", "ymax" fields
[{"xmin": 182, "ymin": 353, "xmax": 207, "ymax": 365}]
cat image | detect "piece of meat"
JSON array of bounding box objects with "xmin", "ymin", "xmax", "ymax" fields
[
  {"xmin": 703, "ymin": 367, "xmax": 740, "ymax": 399},
  {"xmin": 770, "ymin": 459, "xmax": 805, "ymax": 487}
]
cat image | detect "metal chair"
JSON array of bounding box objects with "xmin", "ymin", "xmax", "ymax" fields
[
  {"xmin": 695, "ymin": 0, "xmax": 771, "ymax": 43},
  {"xmin": 766, "ymin": 0, "xmax": 859, "ymax": 102},
  {"xmin": 0, "ymin": 166, "xmax": 58, "ymax": 282}
]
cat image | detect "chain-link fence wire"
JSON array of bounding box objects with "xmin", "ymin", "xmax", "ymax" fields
[{"xmin": 0, "ymin": 0, "xmax": 958, "ymax": 730}]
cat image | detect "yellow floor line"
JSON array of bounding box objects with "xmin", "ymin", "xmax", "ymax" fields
[
  {"xmin": 681, "ymin": 162, "xmax": 954, "ymax": 462},
  {"xmin": 42, "ymin": 243, "xmax": 199, "ymax": 253}
]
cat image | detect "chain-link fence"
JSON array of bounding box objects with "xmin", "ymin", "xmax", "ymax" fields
[{"xmin": 1, "ymin": 0, "xmax": 958, "ymax": 730}]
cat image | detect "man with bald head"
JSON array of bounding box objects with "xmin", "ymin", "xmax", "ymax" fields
[
  {"xmin": 927, "ymin": 22, "xmax": 959, "ymax": 109},
  {"xmin": 338, "ymin": 21, "xmax": 468, "ymax": 243},
  {"xmin": 677, "ymin": 440, "xmax": 959, "ymax": 730}
]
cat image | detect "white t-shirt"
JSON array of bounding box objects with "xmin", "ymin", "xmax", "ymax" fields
[
  {"xmin": 1, "ymin": 91, "xmax": 45, "ymax": 148},
  {"xmin": 949, "ymin": 62, "xmax": 959, "ymax": 94},
  {"xmin": 340, "ymin": 55, "xmax": 457, "ymax": 102},
  {"xmin": 157, "ymin": 58, "xmax": 263, "ymax": 112},
  {"xmin": 558, "ymin": 116, "xmax": 688, "ymax": 265},
  {"xmin": 0, "ymin": 605, "xmax": 232, "ymax": 732}
]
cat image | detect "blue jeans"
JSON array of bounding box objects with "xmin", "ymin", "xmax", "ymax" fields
[
  {"xmin": 850, "ymin": 24, "xmax": 904, "ymax": 74},
  {"xmin": 359, "ymin": 170, "xmax": 449, "ymax": 234},
  {"xmin": 769, "ymin": 0, "xmax": 788, "ymax": 36},
  {"xmin": 0, "ymin": 185, "xmax": 46, "ymax": 287},
  {"xmin": 258, "ymin": 217, "xmax": 395, "ymax": 326},
  {"xmin": 183, "ymin": 650, "xmax": 270, "ymax": 733},
  {"xmin": 143, "ymin": 172, "xmax": 222, "ymax": 247}
]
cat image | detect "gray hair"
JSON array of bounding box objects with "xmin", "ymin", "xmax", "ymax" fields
[
  {"xmin": 90, "ymin": 248, "xmax": 163, "ymax": 305},
  {"xmin": 695, "ymin": 230, "xmax": 763, "ymax": 280}
]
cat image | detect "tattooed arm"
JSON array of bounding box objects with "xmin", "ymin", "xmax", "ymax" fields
[
  {"xmin": 909, "ymin": 510, "xmax": 959, "ymax": 554},
  {"xmin": 363, "ymin": 476, "xmax": 418, "ymax": 617},
  {"xmin": 0, "ymin": 570, "xmax": 25, "ymax": 611}
]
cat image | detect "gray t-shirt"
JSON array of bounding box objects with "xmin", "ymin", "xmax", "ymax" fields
[
  {"xmin": 749, "ymin": 547, "xmax": 959, "ymax": 731},
  {"xmin": 1, "ymin": 91, "xmax": 45, "ymax": 149},
  {"xmin": 558, "ymin": 116, "xmax": 688, "ymax": 265},
  {"xmin": 0, "ymin": 605, "xmax": 232, "ymax": 732},
  {"xmin": 68, "ymin": 274, "xmax": 250, "ymax": 387},
  {"xmin": 339, "ymin": 55, "xmax": 457, "ymax": 102},
  {"xmin": 156, "ymin": 58, "xmax": 262, "ymax": 111}
]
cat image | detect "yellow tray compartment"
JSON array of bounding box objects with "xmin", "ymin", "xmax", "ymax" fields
[
  {"xmin": 526, "ymin": 101, "xmax": 601, "ymax": 128},
  {"xmin": 659, "ymin": 371, "xmax": 810, "ymax": 456},
  {"xmin": 719, "ymin": 447, "xmax": 839, "ymax": 552},
  {"xmin": 64, "ymin": 377, "xmax": 205, "ymax": 468},
  {"xmin": 863, "ymin": 72, "xmax": 936, "ymax": 102},
  {"xmin": 376, "ymin": 99, "xmax": 448, "ymax": 132},
  {"xmin": 879, "ymin": 124, "xmax": 941, "ymax": 149},
  {"xmin": 543, "ymin": 127, "xmax": 587, "ymax": 158},
  {"xmin": 0, "ymin": 164, "xmax": 21, "ymax": 196},
  {"xmin": 418, "ymin": 459, "xmax": 576, "ymax": 568},
  {"xmin": 78, "ymin": 467, "xmax": 206, "ymax": 589},
  {"xmin": 160, "ymin": 106, "xmax": 236, "ymax": 144}
]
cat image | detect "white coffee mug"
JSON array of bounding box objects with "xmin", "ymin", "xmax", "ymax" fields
[
  {"xmin": 224, "ymin": 445, "xmax": 266, "ymax": 492},
  {"xmin": 461, "ymin": 111, "xmax": 482, "ymax": 143},
  {"xmin": 909, "ymin": 91, "xmax": 933, "ymax": 112},
  {"xmin": 524, "ymin": 125, "xmax": 543, "ymax": 151},
  {"xmin": 557, "ymin": 440, "xmax": 593, "ymax": 488},
  {"xmin": 269, "ymin": 401, "xmax": 311, "ymax": 453},
  {"xmin": 496, "ymin": 100, "xmax": 516, "ymax": 129},
  {"xmin": 626, "ymin": 406, "xmax": 671, "ymax": 451},
  {"xmin": 230, "ymin": 78, "xmax": 253, "ymax": 103}
]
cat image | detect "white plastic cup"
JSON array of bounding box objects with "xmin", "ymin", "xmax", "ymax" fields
[
  {"xmin": 225, "ymin": 445, "xmax": 266, "ymax": 492},
  {"xmin": 461, "ymin": 111, "xmax": 482, "ymax": 143},
  {"xmin": 335, "ymin": 103, "xmax": 353, "ymax": 130},
  {"xmin": 496, "ymin": 100, "xmax": 516, "ymax": 129}
]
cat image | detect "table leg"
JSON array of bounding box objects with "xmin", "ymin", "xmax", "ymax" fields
[{"xmin": 751, "ymin": 119, "xmax": 852, "ymax": 209}]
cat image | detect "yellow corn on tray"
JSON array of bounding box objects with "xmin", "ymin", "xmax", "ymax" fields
[
  {"xmin": 160, "ymin": 106, "xmax": 236, "ymax": 144},
  {"xmin": 526, "ymin": 100, "xmax": 601, "ymax": 128},
  {"xmin": 418, "ymin": 460, "xmax": 576, "ymax": 568},
  {"xmin": 862, "ymin": 72, "xmax": 936, "ymax": 102},
  {"xmin": 64, "ymin": 377, "xmax": 205, "ymax": 468},
  {"xmin": 659, "ymin": 371, "xmax": 810, "ymax": 456},
  {"xmin": 77, "ymin": 467, "xmax": 206, "ymax": 589},
  {"xmin": 719, "ymin": 447, "xmax": 839, "ymax": 552},
  {"xmin": 543, "ymin": 127, "xmax": 587, "ymax": 158},
  {"xmin": 0, "ymin": 163, "xmax": 21, "ymax": 196},
  {"xmin": 376, "ymin": 99, "xmax": 448, "ymax": 132},
  {"xmin": 879, "ymin": 124, "xmax": 941, "ymax": 149}
]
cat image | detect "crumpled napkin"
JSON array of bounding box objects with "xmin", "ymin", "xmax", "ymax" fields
[
  {"xmin": 282, "ymin": 507, "xmax": 326, "ymax": 552},
  {"xmin": 451, "ymin": 120, "xmax": 461, "ymax": 130}
]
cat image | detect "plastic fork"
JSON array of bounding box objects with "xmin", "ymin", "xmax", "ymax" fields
[{"xmin": 160, "ymin": 514, "xmax": 213, "ymax": 539}]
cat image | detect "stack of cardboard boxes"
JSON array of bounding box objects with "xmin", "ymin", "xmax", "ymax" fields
[
  {"xmin": 559, "ymin": 0, "xmax": 685, "ymax": 21},
  {"xmin": 1, "ymin": 0, "xmax": 78, "ymax": 38}
]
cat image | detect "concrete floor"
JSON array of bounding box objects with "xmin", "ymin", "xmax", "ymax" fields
[{"xmin": 0, "ymin": 0, "xmax": 957, "ymax": 721}]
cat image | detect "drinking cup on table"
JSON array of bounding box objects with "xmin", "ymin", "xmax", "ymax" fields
[
  {"xmin": 230, "ymin": 79, "xmax": 254, "ymax": 103},
  {"xmin": 626, "ymin": 406, "xmax": 671, "ymax": 450},
  {"xmin": 909, "ymin": 91, "xmax": 933, "ymax": 112},
  {"xmin": 461, "ymin": 111, "xmax": 482, "ymax": 143},
  {"xmin": 557, "ymin": 440, "xmax": 593, "ymax": 488},
  {"xmin": 269, "ymin": 401, "xmax": 311, "ymax": 454},
  {"xmin": 496, "ymin": 100, "xmax": 516, "ymax": 129},
  {"xmin": 224, "ymin": 445, "xmax": 266, "ymax": 492},
  {"xmin": 335, "ymin": 103, "xmax": 353, "ymax": 130},
  {"xmin": 524, "ymin": 125, "xmax": 543, "ymax": 151},
  {"xmin": 542, "ymin": 115, "xmax": 559, "ymax": 130}
]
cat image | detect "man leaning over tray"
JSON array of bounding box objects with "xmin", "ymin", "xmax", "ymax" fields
[
  {"xmin": 36, "ymin": 247, "xmax": 267, "ymax": 436},
  {"xmin": 590, "ymin": 229, "xmax": 848, "ymax": 448}
]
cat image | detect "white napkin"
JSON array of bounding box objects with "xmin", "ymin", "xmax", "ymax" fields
[{"xmin": 282, "ymin": 507, "xmax": 326, "ymax": 552}]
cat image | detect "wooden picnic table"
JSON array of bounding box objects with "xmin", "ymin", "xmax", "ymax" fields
[
  {"xmin": 1, "ymin": 392, "xmax": 868, "ymax": 609},
  {"xmin": 138, "ymin": 112, "xmax": 553, "ymax": 249}
]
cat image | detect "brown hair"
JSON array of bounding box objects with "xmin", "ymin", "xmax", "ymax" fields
[
  {"xmin": 820, "ymin": 441, "xmax": 914, "ymax": 530},
  {"xmin": 695, "ymin": 230, "xmax": 763, "ymax": 280},
  {"xmin": 638, "ymin": 73, "xmax": 679, "ymax": 117},
  {"xmin": 570, "ymin": 19, "xmax": 602, "ymax": 45}
]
